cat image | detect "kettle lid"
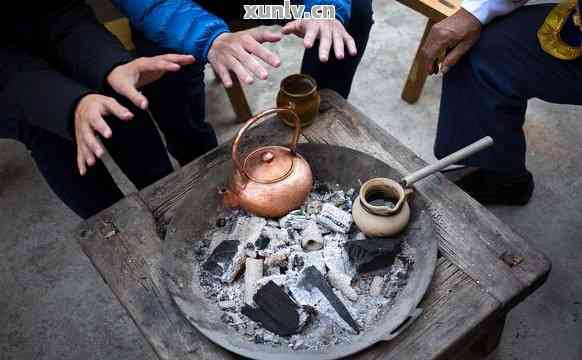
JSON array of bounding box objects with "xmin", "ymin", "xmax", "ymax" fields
[{"xmin": 243, "ymin": 146, "xmax": 295, "ymax": 184}]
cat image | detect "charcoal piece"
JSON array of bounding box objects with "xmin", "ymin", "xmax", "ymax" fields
[
  {"xmin": 216, "ymin": 217, "xmax": 227, "ymax": 227},
  {"xmin": 344, "ymin": 238, "xmax": 401, "ymax": 273},
  {"xmin": 292, "ymin": 255, "xmax": 305, "ymax": 271},
  {"xmin": 254, "ymin": 334, "xmax": 265, "ymax": 344},
  {"xmin": 255, "ymin": 234, "xmax": 270, "ymax": 250},
  {"xmin": 202, "ymin": 240, "xmax": 240, "ymax": 277},
  {"xmin": 315, "ymin": 183, "xmax": 331, "ymax": 194},
  {"xmin": 241, "ymin": 281, "xmax": 304, "ymax": 336},
  {"xmin": 298, "ymin": 266, "xmax": 360, "ymax": 333}
]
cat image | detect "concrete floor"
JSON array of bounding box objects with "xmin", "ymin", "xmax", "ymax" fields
[{"xmin": 1, "ymin": 1, "xmax": 581, "ymax": 359}]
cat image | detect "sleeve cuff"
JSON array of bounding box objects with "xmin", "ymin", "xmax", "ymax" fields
[
  {"xmin": 200, "ymin": 22, "xmax": 230, "ymax": 63},
  {"xmin": 462, "ymin": 1, "xmax": 490, "ymax": 24}
]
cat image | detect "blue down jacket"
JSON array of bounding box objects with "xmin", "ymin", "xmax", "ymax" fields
[{"xmin": 112, "ymin": 0, "xmax": 351, "ymax": 62}]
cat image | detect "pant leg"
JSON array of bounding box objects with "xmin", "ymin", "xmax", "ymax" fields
[
  {"xmin": 132, "ymin": 31, "xmax": 218, "ymax": 166},
  {"xmin": 25, "ymin": 126, "xmax": 125, "ymax": 219},
  {"xmin": 300, "ymin": 0, "xmax": 374, "ymax": 98},
  {"xmin": 2, "ymin": 91, "xmax": 173, "ymax": 219},
  {"xmin": 435, "ymin": 5, "xmax": 582, "ymax": 174},
  {"xmin": 100, "ymin": 93, "xmax": 175, "ymax": 190}
]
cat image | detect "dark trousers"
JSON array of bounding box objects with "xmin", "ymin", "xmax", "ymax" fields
[
  {"xmin": 133, "ymin": 0, "xmax": 374, "ymax": 99},
  {"xmin": 435, "ymin": 5, "xmax": 582, "ymax": 174},
  {"xmin": 1, "ymin": 66, "xmax": 217, "ymax": 220}
]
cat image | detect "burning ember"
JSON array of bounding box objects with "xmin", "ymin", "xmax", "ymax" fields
[{"xmin": 194, "ymin": 183, "xmax": 415, "ymax": 350}]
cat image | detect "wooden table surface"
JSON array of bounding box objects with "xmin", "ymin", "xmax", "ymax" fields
[{"xmin": 77, "ymin": 90, "xmax": 551, "ymax": 360}]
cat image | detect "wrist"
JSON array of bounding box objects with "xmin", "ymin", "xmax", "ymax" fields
[{"xmin": 105, "ymin": 60, "xmax": 132, "ymax": 90}]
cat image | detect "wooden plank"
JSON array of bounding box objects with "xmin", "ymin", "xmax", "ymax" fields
[
  {"xmin": 353, "ymin": 257, "xmax": 501, "ymax": 360},
  {"xmin": 224, "ymin": 76, "xmax": 252, "ymax": 123},
  {"xmin": 395, "ymin": 0, "xmax": 460, "ymax": 21},
  {"xmin": 401, "ymin": 20, "xmax": 434, "ymax": 104},
  {"xmin": 103, "ymin": 18, "xmax": 135, "ymax": 51},
  {"xmin": 77, "ymin": 194, "xmax": 235, "ymax": 360},
  {"xmin": 303, "ymin": 90, "xmax": 551, "ymax": 306}
]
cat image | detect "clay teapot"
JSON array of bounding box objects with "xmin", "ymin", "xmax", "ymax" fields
[
  {"xmin": 353, "ymin": 137, "xmax": 495, "ymax": 237},
  {"xmin": 222, "ymin": 108, "xmax": 313, "ymax": 218}
]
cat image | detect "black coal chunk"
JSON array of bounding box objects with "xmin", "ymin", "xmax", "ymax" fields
[
  {"xmin": 344, "ymin": 238, "xmax": 401, "ymax": 273},
  {"xmin": 202, "ymin": 240, "xmax": 239, "ymax": 277},
  {"xmin": 241, "ymin": 281, "xmax": 302, "ymax": 336},
  {"xmin": 255, "ymin": 234, "xmax": 270, "ymax": 250},
  {"xmin": 299, "ymin": 266, "xmax": 360, "ymax": 333}
]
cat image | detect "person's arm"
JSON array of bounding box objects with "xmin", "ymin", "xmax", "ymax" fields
[
  {"xmin": 462, "ymin": 0, "xmax": 529, "ymax": 25},
  {"xmin": 419, "ymin": 0, "xmax": 528, "ymax": 76},
  {"xmin": 43, "ymin": 0, "xmax": 133, "ymax": 91},
  {"xmin": 0, "ymin": 47, "xmax": 95, "ymax": 141},
  {"xmin": 111, "ymin": 0, "xmax": 229, "ymax": 62}
]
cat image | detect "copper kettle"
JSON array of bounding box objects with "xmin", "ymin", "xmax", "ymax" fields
[{"xmin": 222, "ymin": 108, "xmax": 313, "ymax": 218}]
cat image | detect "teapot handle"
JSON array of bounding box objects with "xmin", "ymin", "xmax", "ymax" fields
[{"xmin": 231, "ymin": 107, "xmax": 302, "ymax": 180}]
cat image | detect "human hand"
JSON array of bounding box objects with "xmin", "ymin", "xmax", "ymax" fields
[
  {"xmin": 107, "ymin": 54, "xmax": 195, "ymax": 109},
  {"xmin": 281, "ymin": 19, "xmax": 357, "ymax": 62},
  {"xmin": 74, "ymin": 94, "xmax": 133, "ymax": 175},
  {"xmin": 420, "ymin": 8, "xmax": 481, "ymax": 75},
  {"xmin": 207, "ymin": 30, "xmax": 283, "ymax": 87}
]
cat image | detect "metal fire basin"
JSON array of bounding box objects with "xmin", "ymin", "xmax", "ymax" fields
[{"xmin": 162, "ymin": 144, "xmax": 438, "ymax": 360}]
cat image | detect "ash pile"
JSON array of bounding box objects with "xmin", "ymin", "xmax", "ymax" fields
[{"xmin": 194, "ymin": 183, "xmax": 415, "ymax": 350}]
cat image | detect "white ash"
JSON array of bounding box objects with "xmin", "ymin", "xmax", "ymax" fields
[
  {"xmin": 300, "ymin": 221, "xmax": 324, "ymax": 251},
  {"xmin": 369, "ymin": 276, "xmax": 385, "ymax": 297},
  {"xmin": 197, "ymin": 184, "xmax": 415, "ymax": 351},
  {"xmin": 317, "ymin": 203, "xmax": 352, "ymax": 234}
]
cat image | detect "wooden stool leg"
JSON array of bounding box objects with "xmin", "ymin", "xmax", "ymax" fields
[
  {"xmin": 449, "ymin": 312, "xmax": 507, "ymax": 360},
  {"xmin": 224, "ymin": 75, "xmax": 252, "ymax": 123},
  {"xmin": 401, "ymin": 19, "xmax": 435, "ymax": 104},
  {"xmin": 469, "ymin": 313, "xmax": 506, "ymax": 358}
]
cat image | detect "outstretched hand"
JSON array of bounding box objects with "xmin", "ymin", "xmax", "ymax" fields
[
  {"xmin": 107, "ymin": 54, "xmax": 196, "ymax": 109},
  {"xmin": 281, "ymin": 19, "xmax": 357, "ymax": 62},
  {"xmin": 74, "ymin": 94, "xmax": 133, "ymax": 175},
  {"xmin": 208, "ymin": 29, "xmax": 283, "ymax": 87}
]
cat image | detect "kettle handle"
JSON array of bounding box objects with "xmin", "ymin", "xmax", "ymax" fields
[{"xmin": 231, "ymin": 107, "xmax": 302, "ymax": 180}]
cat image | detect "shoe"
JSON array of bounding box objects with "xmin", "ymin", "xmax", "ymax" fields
[{"xmin": 454, "ymin": 169, "xmax": 534, "ymax": 205}]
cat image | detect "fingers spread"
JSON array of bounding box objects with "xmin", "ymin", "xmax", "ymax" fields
[
  {"xmin": 159, "ymin": 54, "xmax": 196, "ymax": 65},
  {"xmin": 237, "ymin": 47, "xmax": 268, "ymax": 80},
  {"xmin": 281, "ymin": 20, "xmax": 303, "ymax": 36},
  {"xmin": 227, "ymin": 55, "xmax": 254, "ymax": 85},
  {"xmin": 343, "ymin": 31, "xmax": 357, "ymax": 56},
  {"xmin": 138, "ymin": 58, "xmax": 180, "ymax": 73},
  {"xmin": 213, "ymin": 62, "xmax": 233, "ymax": 88},
  {"xmin": 304, "ymin": 24, "xmax": 319, "ymax": 49},
  {"xmin": 91, "ymin": 116, "xmax": 112, "ymax": 139},
  {"xmin": 244, "ymin": 37, "xmax": 281, "ymax": 68},
  {"xmin": 115, "ymin": 82, "xmax": 149, "ymax": 110},
  {"xmin": 81, "ymin": 125, "xmax": 104, "ymax": 159},
  {"xmin": 254, "ymin": 30, "xmax": 284, "ymax": 43},
  {"xmin": 77, "ymin": 146, "xmax": 87, "ymax": 176},
  {"xmin": 332, "ymin": 28, "xmax": 345, "ymax": 60},
  {"xmin": 102, "ymin": 98, "xmax": 134, "ymax": 121},
  {"xmin": 319, "ymin": 24, "xmax": 332, "ymax": 62}
]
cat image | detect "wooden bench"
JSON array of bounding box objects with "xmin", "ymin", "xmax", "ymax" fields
[{"xmin": 77, "ymin": 90, "xmax": 551, "ymax": 360}]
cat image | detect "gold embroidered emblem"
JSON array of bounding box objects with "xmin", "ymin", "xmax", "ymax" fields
[{"xmin": 538, "ymin": 0, "xmax": 582, "ymax": 60}]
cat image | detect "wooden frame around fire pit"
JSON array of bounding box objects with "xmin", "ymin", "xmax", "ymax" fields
[{"xmin": 77, "ymin": 90, "xmax": 551, "ymax": 360}]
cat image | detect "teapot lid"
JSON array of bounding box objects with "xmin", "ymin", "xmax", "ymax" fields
[{"xmin": 243, "ymin": 146, "xmax": 295, "ymax": 184}]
